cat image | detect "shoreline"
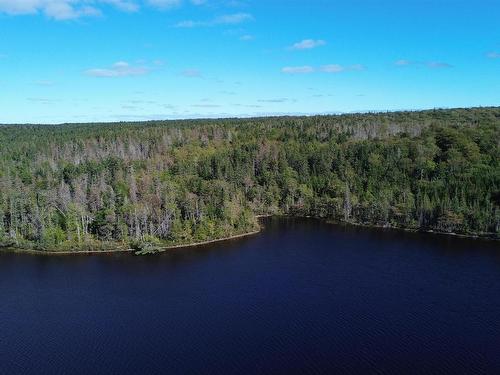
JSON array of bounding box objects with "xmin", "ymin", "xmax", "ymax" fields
[
  {"xmin": 324, "ymin": 219, "xmax": 499, "ymax": 241},
  {"xmin": 1, "ymin": 228, "xmax": 262, "ymax": 256},
  {"xmin": 1, "ymin": 215, "xmax": 497, "ymax": 256}
]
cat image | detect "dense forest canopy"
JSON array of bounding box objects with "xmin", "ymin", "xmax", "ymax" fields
[{"xmin": 0, "ymin": 107, "xmax": 499, "ymax": 252}]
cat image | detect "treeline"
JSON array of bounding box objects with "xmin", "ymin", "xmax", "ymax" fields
[{"xmin": 0, "ymin": 107, "xmax": 499, "ymax": 252}]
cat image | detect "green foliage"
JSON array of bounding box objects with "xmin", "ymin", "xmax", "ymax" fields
[
  {"xmin": 0, "ymin": 107, "xmax": 498, "ymax": 252},
  {"xmin": 42, "ymin": 226, "xmax": 66, "ymax": 247},
  {"xmin": 130, "ymin": 235, "xmax": 162, "ymax": 255}
]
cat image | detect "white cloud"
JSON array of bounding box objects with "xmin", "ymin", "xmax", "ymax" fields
[
  {"xmin": 290, "ymin": 39, "xmax": 326, "ymax": 50},
  {"xmin": 0, "ymin": 0, "xmax": 43, "ymax": 15},
  {"xmin": 0, "ymin": 0, "xmax": 102, "ymax": 19},
  {"xmin": 47, "ymin": 3, "xmax": 101, "ymax": 19},
  {"xmin": 174, "ymin": 12, "xmax": 253, "ymax": 27},
  {"xmin": 0, "ymin": 0, "xmax": 247, "ymax": 20},
  {"xmin": 281, "ymin": 66, "xmax": 315, "ymax": 74},
  {"xmin": 85, "ymin": 61, "xmax": 149, "ymax": 77},
  {"xmin": 215, "ymin": 13, "xmax": 252, "ymax": 24},
  {"xmin": 321, "ymin": 64, "xmax": 344, "ymax": 73},
  {"xmin": 486, "ymin": 52, "xmax": 500, "ymax": 59},
  {"xmin": 321, "ymin": 64, "xmax": 365, "ymax": 73},
  {"xmin": 0, "ymin": 0, "xmax": 190, "ymax": 19}
]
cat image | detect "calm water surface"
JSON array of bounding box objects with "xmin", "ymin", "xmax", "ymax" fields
[{"xmin": 1, "ymin": 218, "xmax": 499, "ymax": 374}]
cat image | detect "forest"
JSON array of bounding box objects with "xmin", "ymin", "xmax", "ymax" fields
[{"xmin": 0, "ymin": 107, "xmax": 499, "ymax": 253}]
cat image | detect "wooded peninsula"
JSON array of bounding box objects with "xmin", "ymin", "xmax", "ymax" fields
[{"xmin": 1, "ymin": 107, "xmax": 498, "ymax": 254}]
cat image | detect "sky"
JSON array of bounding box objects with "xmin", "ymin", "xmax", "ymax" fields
[{"xmin": 0, "ymin": 0, "xmax": 499, "ymax": 124}]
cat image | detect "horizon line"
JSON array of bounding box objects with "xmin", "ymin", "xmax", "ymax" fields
[{"xmin": 1, "ymin": 105, "xmax": 498, "ymax": 126}]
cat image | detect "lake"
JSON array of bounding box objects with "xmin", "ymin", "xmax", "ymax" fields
[{"xmin": 1, "ymin": 217, "xmax": 499, "ymax": 374}]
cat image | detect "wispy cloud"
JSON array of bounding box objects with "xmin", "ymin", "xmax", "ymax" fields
[
  {"xmin": 281, "ymin": 66, "xmax": 315, "ymax": 74},
  {"xmin": 102, "ymin": 0, "xmax": 139, "ymax": 12},
  {"xmin": 216, "ymin": 13, "xmax": 252, "ymax": 24},
  {"xmin": 486, "ymin": 52, "xmax": 500, "ymax": 59},
  {"xmin": 257, "ymin": 98, "xmax": 295, "ymax": 103},
  {"xmin": 289, "ymin": 39, "xmax": 326, "ymax": 50},
  {"xmin": 395, "ymin": 59, "xmax": 412, "ymax": 66},
  {"xmin": 240, "ymin": 34, "xmax": 254, "ymax": 41},
  {"xmin": 174, "ymin": 20, "xmax": 197, "ymax": 28},
  {"xmin": 174, "ymin": 12, "xmax": 253, "ymax": 27},
  {"xmin": 146, "ymin": 0, "xmax": 181, "ymax": 10},
  {"xmin": 311, "ymin": 94, "xmax": 333, "ymax": 98},
  {"xmin": 233, "ymin": 104, "xmax": 263, "ymax": 109},
  {"xmin": 121, "ymin": 104, "xmax": 142, "ymax": 111},
  {"xmin": 427, "ymin": 61, "xmax": 453, "ymax": 69},
  {"xmin": 225, "ymin": 0, "xmax": 248, "ymax": 7},
  {"xmin": 34, "ymin": 80, "xmax": 55, "ymax": 86},
  {"xmin": 181, "ymin": 68, "xmax": 202, "ymax": 77},
  {"xmin": 321, "ymin": 64, "xmax": 365, "ymax": 73},
  {"xmin": 321, "ymin": 64, "xmax": 343, "ymax": 73},
  {"xmin": 395, "ymin": 59, "xmax": 453, "ymax": 69},
  {"xmin": 0, "ymin": 0, "xmax": 102, "ymax": 20},
  {"xmin": 27, "ymin": 97, "xmax": 59, "ymax": 104},
  {"xmin": 191, "ymin": 104, "xmax": 222, "ymax": 108},
  {"xmin": 85, "ymin": 61, "xmax": 149, "ymax": 77},
  {"xmin": 0, "ymin": 0, "xmax": 205, "ymax": 20},
  {"xmin": 282, "ymin": 64, "xmax": 364, "ymax": 74},
  {"xmin": 124, "ymin": 99, "xmax": 157, "ymax": 105}
]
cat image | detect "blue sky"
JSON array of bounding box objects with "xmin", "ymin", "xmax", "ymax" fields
[{"xmin": 0, "ymin": 0, "xmax": 499, "ymax": 124}]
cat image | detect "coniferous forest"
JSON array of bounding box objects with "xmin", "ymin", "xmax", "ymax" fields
[{"xmin": 0, "ymin": 107, "xmax": 498, "ymax": 253}]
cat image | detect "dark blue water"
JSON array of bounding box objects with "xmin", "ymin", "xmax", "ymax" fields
[{"xmin": 1, "ymin": 218, "xmax": 499, "ymax": 374}]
